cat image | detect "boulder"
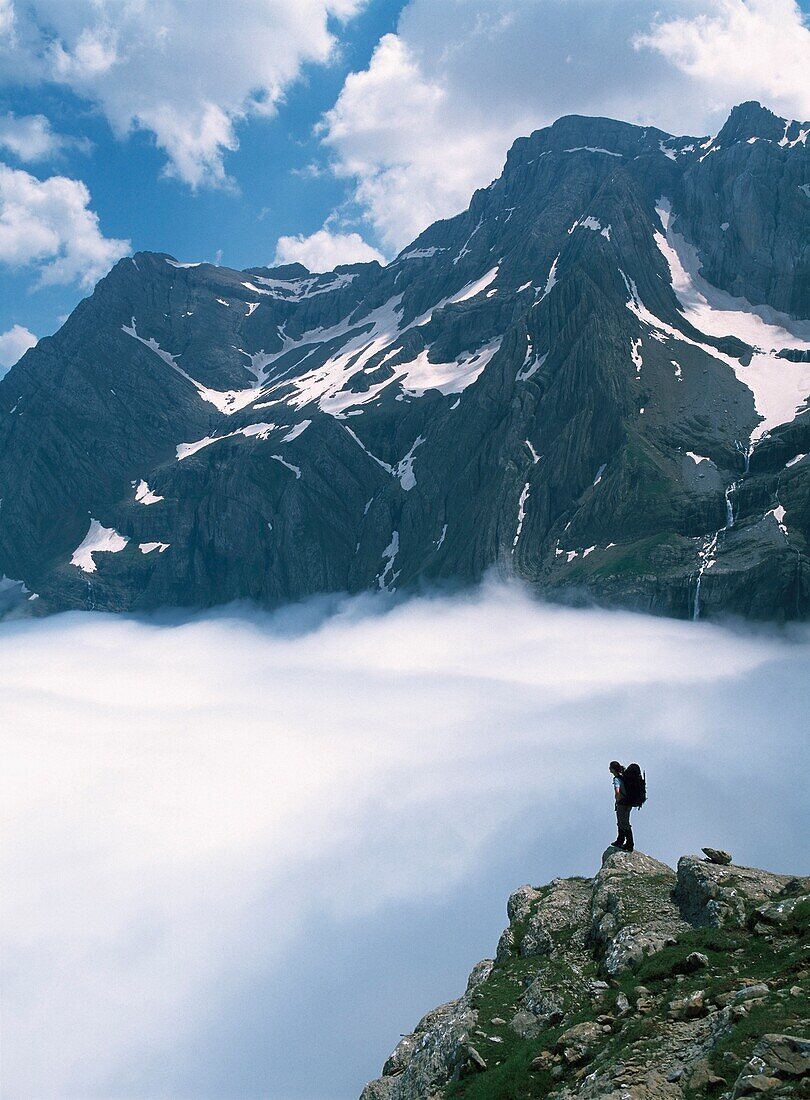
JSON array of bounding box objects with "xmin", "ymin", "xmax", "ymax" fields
[
  {"xmin": 555, "ymin": 1021, "xmax": 604, "ymax": 1065},
  {"xmin": 589, "ymin": 849, "xmax": 689, "ymax": 974},
  {"xmin": 675, "ymin": 856, "xmax": 808, "ymax": 928},
  {"xmin": 731, "ymin": 1034, "xmax": 810, "ymax": 1097},
  {"xmin": 684, "ymin": 951, "xmax": 709, "ymax": 972},
  {"xmin": 702, "ymin": 847, "xmax": 733, "ymax": 865},
  {"xmin": 668, "ymin": 989, "xmax": 708, "ymax": 1020}
]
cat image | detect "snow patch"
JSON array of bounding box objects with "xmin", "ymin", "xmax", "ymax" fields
[
  {"xmin": 653, "ymin": 198, "xmax": 810, "ymax": 442},
  {"xmin": 393, "ymin": 436, "xmax": 425, "ymax": 491},
  {"xmin": 377, "ymin": 531, "xmax": 400, "ymax": 591},
  {"xmin": 70, "ymin": 521, "xmax": 128, "ymax": 573},
  {"xmin": 512, "ymin": 483, "xmax": 530, "ymax": 551},
  {"xmin": 398, "ymin": 338, "xmax": 502, "ymax": 398},
  {"xmin": 766, "ymin": 504, "xmax": 788, "ymax": 538},
  {"xmin": 631, "ymin": 338, "xmax": 643, "ymax": 374},
  {"xmin": 399, "ymin": 246, "xmax": 443, "ymax": 260},
  {"xmin": 525, "ymin": 439, "xmax": 541, "ymax": 464},
  {"xmin": 281, "ymin": 420, "xmax": 310, "ymax": 443},
  {"xmin": 139, "ymin": 542, "xmax": 170, "ymax": 555},
  {"xmin": 135, "ymin": 480, "xmax": 164, "ymax": 505},
  {"xmin": 563, "ymin": 146, "xmax": 622, "ymax": 158},
  {"xmin": 270, "ymin": 455, "xmax": 302, "ymax": 479}
]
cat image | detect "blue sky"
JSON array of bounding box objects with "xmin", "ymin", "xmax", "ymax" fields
[
  {"xmin": 0, "ymin": 0, "xmax": 808, "ymax": 366},
  {"xmin": 0, "ymin": 1, "xmax": 408, "ymax": 345}
]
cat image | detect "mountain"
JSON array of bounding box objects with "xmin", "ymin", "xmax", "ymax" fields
[
  {"xmin": 1, "ymin": 101, "xmax": 809, "ymax": 619},
  {"xmin": 361, "ymin": 847, "xmax": 810, "ymax": 1099}
]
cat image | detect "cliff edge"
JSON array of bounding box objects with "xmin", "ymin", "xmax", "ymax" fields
[{"xmin": 361, "ymin": 848, "xmax": 809, "ymax": 1099}]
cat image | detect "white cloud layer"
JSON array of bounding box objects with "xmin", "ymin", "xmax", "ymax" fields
[
  {"xmin": 0, "ymin": 0, "xmax": 366, "ymax": 189},
  {"xmin": 1, "ymin": 584, "xmax": 808, "ymax": 1097},
  {"xmin": 320, "ymin": 0, "xmax": 810, "ymax": 251},
  {"xmin": 0, "ymin": 322, "xmax": 36, "ymax": 372},
  {"xmin": 0, "ymin": 162, "xmax": 130, "ymax": 288},
  {"xmin": 273, "ymin": 226, "xmax": 386, "ymax": 271}
]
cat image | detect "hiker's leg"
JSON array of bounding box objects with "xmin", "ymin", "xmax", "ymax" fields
[
  {"xmin": 623, "ymin": 808, "xmax": 634, "ymax": 851},
  {"xmin": 616, "ymin": 803, "xmax": 631, "ymax": 848},
  {"xmin": 611, "ymin": 805, "xmax": 625, "ymax": 846}
]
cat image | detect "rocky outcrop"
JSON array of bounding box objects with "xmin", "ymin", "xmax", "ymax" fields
[
  {"xmin": 361, "ymin": 849, "xmax": 809, "ymax": 1098},
  {"xmin": 675, "ymin": 855, "xmax": 803, "ymax": 929},
  {"xmin": 1, "ymin": 102, "xmax": 809, "ymax": 621}
]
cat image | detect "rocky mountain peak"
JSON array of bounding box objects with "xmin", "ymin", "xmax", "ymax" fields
[
  {"xmin": 715, "ymin": 100, "xmax": 792, "ymax": 146},
  {"xmin": 1, "ymin": 102, "xmax": 808, "ymax": 620},
  {"xmin": 362, "ymin": 848, "xmax": 809, "ymax": 1099}
]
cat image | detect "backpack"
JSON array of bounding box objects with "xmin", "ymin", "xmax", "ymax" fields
[{"xmin": 623, "ymin": 763, "xmax": 647, "ymax": 808}]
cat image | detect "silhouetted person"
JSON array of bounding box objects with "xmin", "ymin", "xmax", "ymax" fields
[{"xmin": 609, "ymin": 760, "xmax": 634, "ymax": 851}]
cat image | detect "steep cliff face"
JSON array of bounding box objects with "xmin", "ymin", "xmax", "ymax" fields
[
  {"xmin": 361, "ymin": 849, "xmax": 810, "ymax": 1099},
  {"xmin": 1, "ymin": 102, "xmax": 809, "ymax": 619}
]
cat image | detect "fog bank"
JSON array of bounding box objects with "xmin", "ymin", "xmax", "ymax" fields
[{"xmin": 1, "ymin": 583, "xmax": 807, "ymax": 1098}]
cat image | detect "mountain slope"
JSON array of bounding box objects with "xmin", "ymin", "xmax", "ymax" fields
[
  {"xmin": 361, "ymin": 848, "xmax": 810, "ymax": 1099},
  {"xmin": 1, "ymin": 101, "xmax": 809, "ymax": 618}
]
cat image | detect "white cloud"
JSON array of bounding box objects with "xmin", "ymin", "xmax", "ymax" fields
[
  {"xmin": 0, "ymin": 162, "xmax": 130, "ymax": 288},
  {"xmin": 0, "ymin": 112, "xmax": 78, "ymax": 162},
  {"xmin": 319, "ymin": 0, "xmax": 810, "ymax": 251},
  {"xmin": 273, "ymin": 226, "xmax": 386, "ymax": 271},
  {"xmin": 0, "ymin": 0, "xmax": 367, "ymax": 189},
  {"xmin": 0, "ymin": 584, "xmax": 807, "ymax": 1096},
  {"xmin": 0, "ymin": 0, "xmax": 14, "ymax": 38},
  {"xmin": 0, "ymin": 322, "xmax": 36, "ymax": 373},
  {"xmin": 635, "ymin": 0, "xmax": 810, "ymax": 121}
]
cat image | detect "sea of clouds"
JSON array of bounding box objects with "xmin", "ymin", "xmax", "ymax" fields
[{"xmin": 1, "ymin": 582, "xmax": 808, "ymax": 1099}]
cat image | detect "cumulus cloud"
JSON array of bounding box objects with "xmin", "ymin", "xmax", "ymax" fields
[
  {"xmin": 273, "ymin": 226, "xmax": 386, "ymax": 271},
  {"xmin": 319, "ymin": 0, "xmax": 810, "ymax": 251},
  {"xmin": 0, "ymin": 0, "xmax": 367, "ymax": 189},
  {"xmin": 1, "ymin": 584, "xmax": 807, "ymax": 1097},
  {"xmin": 0, "ymin": 162, "xmax": 130, "ymax": 288},
  {"xmin": 0, "ymin": 111, "xmax": 82, "ymax": 162},
  {"xmin": 635, "ymin": 0, "xmax": 810, "ymax": 120},
  {"xmin": 0, "ymin": 322, "xmax": 36, "ymax": 373}
]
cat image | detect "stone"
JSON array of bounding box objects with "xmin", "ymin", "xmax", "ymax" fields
[
  {"xmin": 733, "ymin": 983, "xmax": 769, "ymax": 1002},
  {"xmin": 615, "ymin": 992, "xmax": 630, "ymax": 1016},
  {"xmin": 684, "ymin": 951, "xmax": 709, "ymax": 972},
  {"xmin": 462, "ymin": 1042, "xmax": 486, "ymax": 1069},
  {"xmin": 529, "ymin": 1051, "xmax": 554, "ymax": 1071},
  {"xmin": 750, "ymin": 1033, "xmax": 810, "ymax": 1078},
  {"xmin": 668, "ymin": 989, "xmax": 707, "ymax": 1021},
  {"xmin": 702, "ymin": 847, "xmax": 733, "ymax": 865},
  {"xmin": 755, "ymin": 893, "xmax": 810, "ymax": 928},
  {"xmin": 555, "ymin": 1021, "xmax": 604, "ymax": 1065},
  {"xmin": 734, "ymin": 1075, "xmax": 782, "ymax": 1094}
]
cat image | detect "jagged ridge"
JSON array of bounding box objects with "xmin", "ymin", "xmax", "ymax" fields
[
  {"xmin": 362, "ymin": 849, "xmax": 809, "ymax": 1099},
  {"xmin": 1, "ymin": 102, "xmax": 809, "ymax": 620}
]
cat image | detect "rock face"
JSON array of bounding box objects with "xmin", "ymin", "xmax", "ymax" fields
[
  {"xmin": 361, "ymin": 849, "xmax": 810, "ymax": 1099},
  {"xmin": 1, "ymin": 101, "xmax": 810, "ymax": 619}
]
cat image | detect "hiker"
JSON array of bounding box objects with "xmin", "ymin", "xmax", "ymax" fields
[{"xmin": 609, "ymin": 760, "xmax": 634, "ymax": 852}]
